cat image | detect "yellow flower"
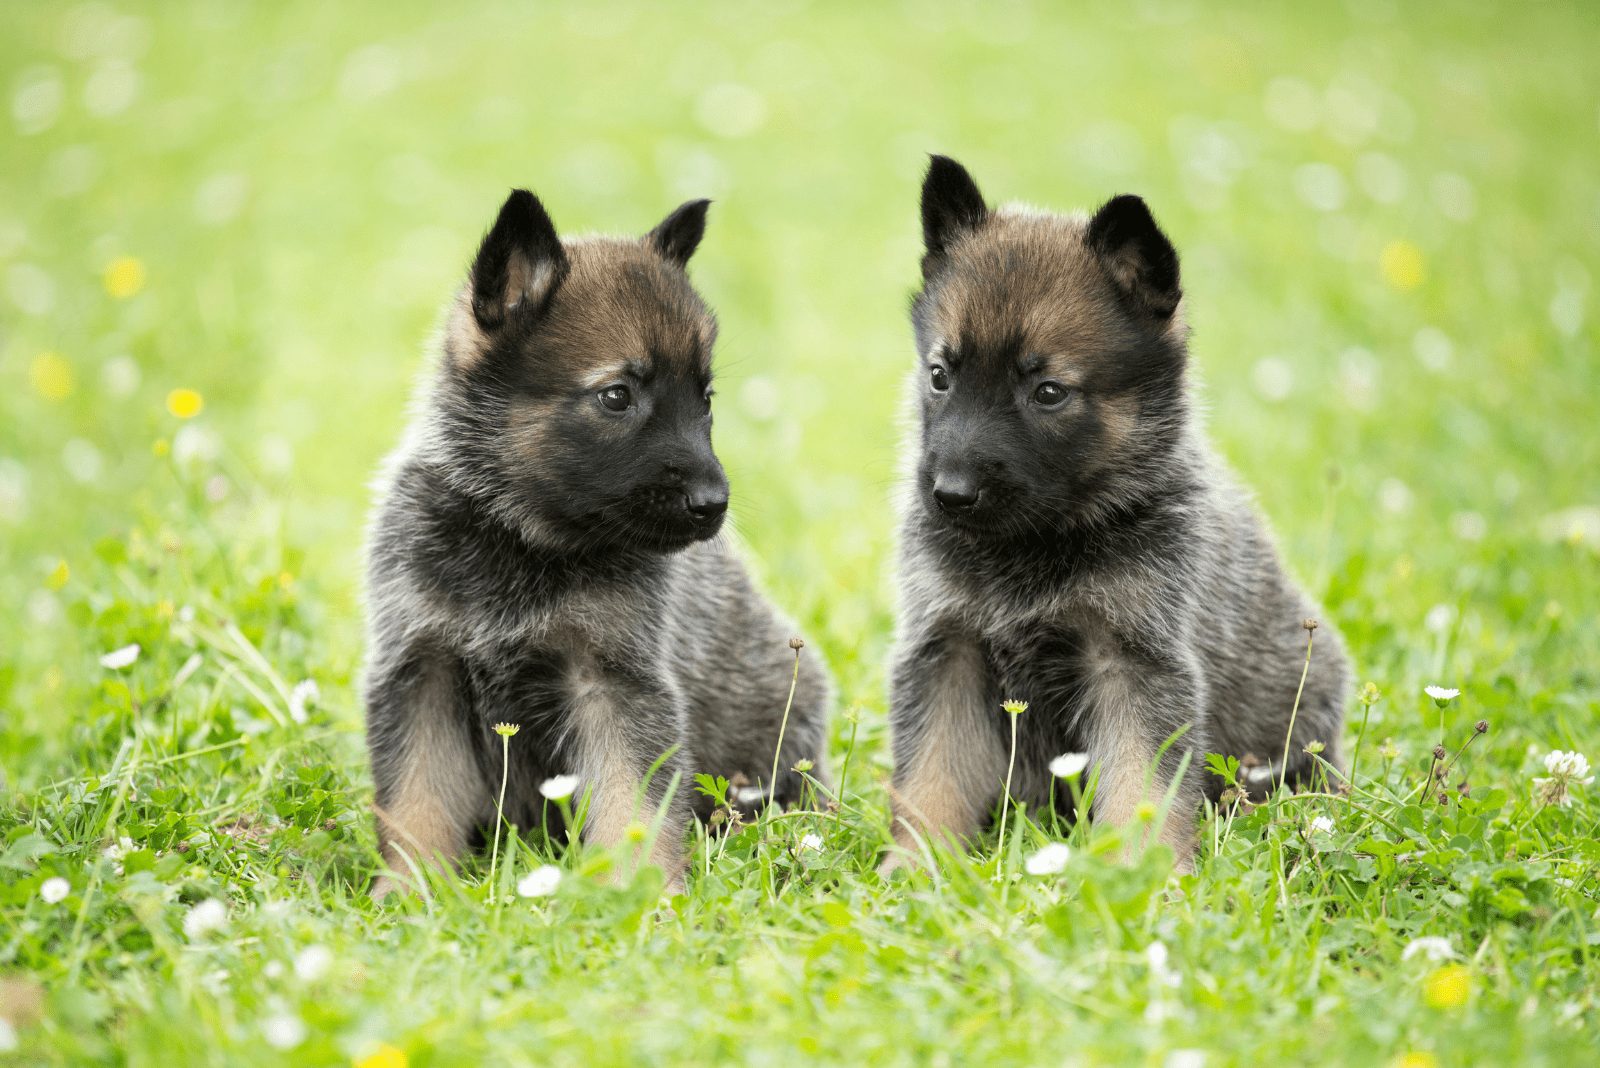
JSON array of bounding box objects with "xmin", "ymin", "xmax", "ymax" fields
[
  {"xmin": 1423, "ymin": 963, "xmax": 1471, "ymax": 1009},
  {"xmin": 353, "ymin": 1043, "xmax": 407, "ymax": 1068},
  {"xmin": 30, "ymin": 351, "xmax": 74, "ymax": 401},
  {"xmin": 1389, "ymin": 1054, "xmax": 1438, "ymax": 1068},
  {"xmin": 152, "ymin": 438, "xmax": 170, "ymax": 457},
  {"xmin": 166, "ymin": 388, "xmax": 204, "ymax": 419},
  {"xmin": 492, "ymin": 722, "xmax": 520, "ymax": 737},
  {"xmin": 1380, "ymin": 240, "xmax": 1425, "ymax": 291},
  {"xmin": 104, "ymin": 256, "xmax": 147, "ymax": 299},
  {"xmin": 46, "ymin": 559, "xmax": 70, "ymax": 590},
  {"xmin": 1001, "ymin": 699, "xmax": 1029, "ymax": 716}
]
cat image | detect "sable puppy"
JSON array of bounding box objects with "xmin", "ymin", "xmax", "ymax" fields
[
  {"xmin": 364, "ymin": 189, "xmax": 830, "ymax": 896},
  {"xmin": 883, "ymin": 156, "xmax": 1349, "ymax": 873}
]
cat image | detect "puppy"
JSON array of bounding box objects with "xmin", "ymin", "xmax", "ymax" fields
[
  {"xmin": 363, "ymin": 189, "xmax": 830, "ymax": 896},
  {"xmin": 883, "ymin": 156, "xmax": 1349, "ymax": 873}
]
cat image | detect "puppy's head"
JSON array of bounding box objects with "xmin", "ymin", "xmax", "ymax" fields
[
  {"xmin": 908, "ymin": 155, "xmax": 1191, "ymax": 539},
  {"xmin": 433, "ymin": 189, "xmax": 726, "ymax": 554}
]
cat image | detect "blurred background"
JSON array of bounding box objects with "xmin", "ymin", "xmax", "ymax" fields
[{"xmin": 2, "ymin": 1, "xmax": 1597, "ymax": 778}]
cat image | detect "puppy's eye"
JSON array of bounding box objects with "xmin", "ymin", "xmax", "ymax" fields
[
  {"xmin": 930, "ymin": 366, "xmax": 950, "ymax": 392},
  {"xmin": 1032, "ymin": 382, "xmax": 1071, "ymax": 408},
  {"xmin": 598, "ymin": 385, "xmax": 632, "ymax": 412}
]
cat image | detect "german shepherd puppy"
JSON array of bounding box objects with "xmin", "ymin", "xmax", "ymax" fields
[
  {"xmin": 883, "ymin": 157, "xmax": 1349, "ymax": 873},
  {"xmin": 364, "ymin": 189, "xmax": 830, "ymax": 896}
]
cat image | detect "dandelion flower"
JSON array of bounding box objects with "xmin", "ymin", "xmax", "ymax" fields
[
  {"xmin": 40, "ymin": 877, "xmax": 70, "ymax": 903},
  {"xmin": 165, "ymin": 387, "xmax": 204, "ymax": 419},
  {"xmin": 1422, "ymin": 964, "xmax": 1471, "ymax": 1009},
  {"xmin": 287, "ymin": 679, "xmax": 319, "ymax": 724},
  {"xmin": 293, "ymin": 945, "xmax": 333, "ymax": 982},
  {"xmin": 1049, "ymin": 753, "xmax": 1089, "ymax": 779},
  {"xmin": 1533, "ymin": 749, "xmax": 1594, "ymax": 808},
  {"xmin": 354, "ymin": 1043, "xmax": 409, "ymax": 1068},
  {"xmin": 1401, "ymin": 936, "xmax": 1457, "ymax": 962},
  {"xmin": 1023, "ymin": 842, "xmax": 1071, "ymax": 875},
  {"xmin": 1380, "ymin": 239, "xmax": 1425, "ymax": 291},
  {"xmin": 517, "ymin": 865, "xmax": 562, "ymax": 898},
  {"xmin": 103, "ymin": 255, "xmax": 146, "ymax": 299},
  {"xmin": 1423, "ymin": 685, "xmax": 1460, "ymax": 704},
  {"xmin": 798, "ymin": 832, "xmax": 824, "ymax": 853},
  {"xmin": 99, "ymin": 643, "xmax": 140, "ymax": 670},
  {"xmin": 183, "ymin": 898, "xmax": 228, "ymax": 939},
  {"xmin": 29, "ymin": 351, "xmax": 74, "ymax": 401},
  {"xmin": 1310, "ymin": 815, "xmax": 1335, "ymax": 835},
  {"xmin": 1391, "ymin": 1055, "xmax": 1439, "ymax": 1068},
  {"xmin": 539, "ymin": 774, "xmax": 579, "ymax": 801}
]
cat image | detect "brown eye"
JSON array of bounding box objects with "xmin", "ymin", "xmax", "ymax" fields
[
  {"xmin": 930, "ymin": 366, "xmax": 950, "ymax": 392},
  {"xmin": 598, "ymin": 385, "xmax": 632, "ymax": 412},
  {"xmin": 1032, "ymin": 382, "xmax": 1070, "ymax": 408}
]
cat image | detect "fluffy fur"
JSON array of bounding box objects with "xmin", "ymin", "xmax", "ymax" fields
[
  {"xmin": 884, "ymin": 156, "xmax": 1349, "ymax": 872},
  {"xmin": 364, "ymin": 189, "xmax": 830, "ymax": 896}
]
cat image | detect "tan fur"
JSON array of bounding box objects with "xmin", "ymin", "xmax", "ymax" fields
[{"xmin": 881, "ymin": 639, "xmax": 1006, "ymax": 873}]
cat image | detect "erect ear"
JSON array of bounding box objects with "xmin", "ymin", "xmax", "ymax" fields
[
  {"xmin": 1086, "ymin": 194, "xmax": 1182, "ymax": 320},
  {"xmin": 470, "ymin": 189, "xmax": 569, "ymax": 332},
  {"xmin": 920, "ymin": 155, "xmax": 988, "ymax": 271},
  {"xmin": 645, "ymin": 199, "xmax": 711, "ymax": 268}
]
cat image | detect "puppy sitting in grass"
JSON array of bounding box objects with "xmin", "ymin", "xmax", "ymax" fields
[
  {"xmin": 364, "ymin": 189, "xmax": 830, "ymax": 897},
  {"xmin": 882, "ymin": 157, "xmax": 1349, "ymax": 874}
]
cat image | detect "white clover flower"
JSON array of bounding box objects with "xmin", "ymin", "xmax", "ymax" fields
[
  {"xmin": 1145, "ymin": 940, "xmax": 1182, "ymax": 988},
  {"xmin": 1310, "ymin": 815, "xmax": 1336, "ymax": 835},
  {"xmin": 1401, "ymin": 936, "xmax": 1457, "ymax": 962},
  {"xmin": 539, "ymin": 775, "xmax": 580, "ymax": 801},
  {"xmin": 102, "ymin": 836, "xmax": 134, "ymax": 861},
  {"xmin": 183, "ymin": 898, "xmax": 229, "ymax": 939},
  {"xmin": 263, "ymin": 961, "xmax": 285, "ymax": 979},
  {"xmin": 261, "ymin": 1011, "xmax": 306, "ymax": 1050},
  {"xmin": 1424, "ymin": 685, "xmax": 1460, "ymax": 702},
  {"xmin": 1533, "ymin": 749, "xmax": 1594, "ymax": 808},
  {"xmin": 1023, "ymin": 842, "xmax": 1072, "ymax": 876},
  {"xmin": 798, "ymin": 832, "xmax": 824, "ymax": 853},
  {"xmin": 293, "ymin": 944, "xmax": 333, "ymax": 982},
  {"xmin": 517, "ymin": 864, "xmax": 562, "ymax": 898},
  {"xmin": 99, "ymin": 643, "xmax": 140, "ymax": 670},
  {"xmin": 40, "ymin": 876, "xmax": 70, "ymax": 903},
  {"xmin": 287, "ymin": 679, "xmax": 319, "ymax": 724},
  {"xmin": 1049, "ymin": 753, "xmax": 1090, "ymax": 779}
]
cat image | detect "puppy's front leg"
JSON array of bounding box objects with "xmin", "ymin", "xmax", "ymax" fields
[
  {"xmin": 568, "ymin": 664, "xmax": 692, "ymax": 892},
  {"xmin": 1080, "ymin": 642, "xmax": 1207, "ymax": 874},
  {"xmin": 881, "ymin": 630, "xmax": 1005, "ymax": 874}
]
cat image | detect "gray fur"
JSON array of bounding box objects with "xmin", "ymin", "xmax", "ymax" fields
[
  {"xmin": 885, "ymin": 158, "xmax": 1349, "ymax": 871},
  {"xmin": 363, "ymin": 190, "xmax": 830, "ymax": 895}
]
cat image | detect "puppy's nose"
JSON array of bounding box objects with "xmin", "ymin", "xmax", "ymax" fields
[
  {"xmin": 932, "ymin": 477, "xmax": 980, "ymax": 512},
  {"xmin": 685, "ymin": 487, "xmax": 729, "ymax": 522}
]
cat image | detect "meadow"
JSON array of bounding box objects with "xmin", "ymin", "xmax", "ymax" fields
[{"xmin": 2, "ymin": 2, "xmax": 1598, "ymax": 1064}]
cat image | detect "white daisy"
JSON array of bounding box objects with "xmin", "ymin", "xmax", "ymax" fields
[
  {"xmin": 539, "ymin": 775, "xmax": 580, "ymax": 801},
  {"xmin": 1048, "ymin": 753, "xmax": 1090, "ymax": 779},
  {"xmin": 798, "ymin": 832, "xmax": 824, "ymax": 853},
  {"xmin": 1424, "ymin": 685, "xmax": 1460, "ymax": 702},
  {"xmin": 1401, "ymin": 936, "xmax": 1457, "ymax": 962},
  {"xmin": 261, "ymin": 1011, "xmax": 306, "ymax": 1050},
  {"xmin": 183, "ymin": 898, "xmax": 228, "ymax": 939},
  {"xmin": 1023, "ymin": 842, "xmax": 1071, "ymax": 875},
  {"xmin": 1310, "ymin": 815, "xmax": 1335, "ymax": 835},
  {"xmin": 99, "ymin": 643, "xmax": 139, "ymax": 670},
  {"xmin": 293, "ymin": 945, "xmax": 333, "ymax": 982},
  {"xmin": 40, "ymin": 876, "xmax": 70, "ymax": 903},
  {"xmin": 287, "ymin": 679, "xmax": 319, "ymax": 724},
  {"xmin": 517, "ymin": 864, "xmax": 562, "ymax": 898}
]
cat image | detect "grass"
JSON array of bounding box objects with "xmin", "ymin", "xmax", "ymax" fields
[{"xmin": 3, "ymin": 1, "xmax": 1599, "ymax": 1064}]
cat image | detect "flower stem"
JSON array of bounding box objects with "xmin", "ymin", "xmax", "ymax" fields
[
  {"xmin": 996, "ymin": 709, "xmax": 1020, "ymax": 863},
  {"xmin": 767, "ymin": 641, "xmax": 803, "ymax": 810},
  {"xmin": 488, "ymin": 732, "xmax": 511, "ymax": 904},
  {"xmin": 1279, "ymin": 624, "xmax": 1317, "ymax": 793}
]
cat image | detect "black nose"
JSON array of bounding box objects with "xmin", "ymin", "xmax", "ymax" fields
[
  {"xmin": 933, "ymin": 479, "xmax": 980, "ymax": 512},
  {"xmin": 685, "ymin": 489, "xmax": 728, "ymax": 523}
]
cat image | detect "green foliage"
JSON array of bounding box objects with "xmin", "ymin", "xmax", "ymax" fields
[{"xmin": 2, "ymin": 1, "xmax": 1598, "ymax": 1065}]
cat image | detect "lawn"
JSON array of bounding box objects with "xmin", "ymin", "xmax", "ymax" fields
[{"xmin": 3, "ymin": 2, "xmax": 1598, "ymax": 1064}]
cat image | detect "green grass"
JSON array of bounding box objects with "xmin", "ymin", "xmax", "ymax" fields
[{"xmin": 3, "ymin": 2, "xmax": 1599, "ymax": 1064}]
